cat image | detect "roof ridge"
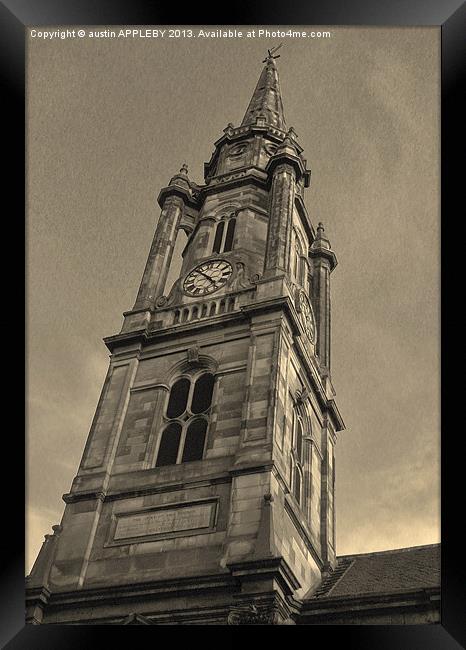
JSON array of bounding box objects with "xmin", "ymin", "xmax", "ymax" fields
[{"xmin": 337, "ymin": 542, "xmax": 440, "ymax": 560}]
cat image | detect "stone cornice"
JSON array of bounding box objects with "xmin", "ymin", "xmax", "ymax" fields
[
  {"xmin": 266, "ymin": 151, "xmax": 309, "ymax": 184},
  {"xmin": 229, "ymin": 461, "xmax": 274, "ymax": 477},
  {"xmin": 201, "ymin": 167, "xmax": 269, "ymax": 195},
  {"xmin": 204, "ymin": 123, "xmax": 291, "ymax": 179},
  {"xmin": 227, "ymin": 556, "xmax": 301, "ymax": 595},
  {"xmin": 105, "ymin": 300, "xmax": 255, "ymax": 352},
  {"xmin": 309, "ymin": 246, "xmax": 338, "ymax": 272},
  {"xmin": 35, "ymin": 572, "xmax": 235, "ymax": 611},
  {"xmin": 63, "ymin": 470, "xmax": 233, "ymax": 504},
  {"xmin": 25, "ymin": 585, "xmax": 51, "ymax": 605},
  {"xmin": 300, "ymin": 586, "xmax": 441, "ymax": 617},
  {"xmin": 62, "ymin": 490, "xmax": 105, "ymax": 504},
  {"xmin": 157, "ymin": 184, "xmax": 200, "ymax": 210},
  {"xmin": 104, "ymin": 294, "xmax": 344, "ymax": 431}
]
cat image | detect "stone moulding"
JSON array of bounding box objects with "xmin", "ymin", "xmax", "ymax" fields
[{"xmin": 104, "ymin": 497, "xmax": 219, "ymax": 547}]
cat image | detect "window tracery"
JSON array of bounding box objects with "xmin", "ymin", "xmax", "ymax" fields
[{"xmin": 155, "ymin": 372, "xmax": 215, "ymax": 467}]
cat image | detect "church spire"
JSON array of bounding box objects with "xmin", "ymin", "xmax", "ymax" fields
[{"xmin": 240, "ymin": 48, "xmax": 286, "ymax": 131}]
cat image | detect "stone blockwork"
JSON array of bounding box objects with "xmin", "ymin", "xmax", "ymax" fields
[
  {"xmin": 28, "ymin": 292, "xmax": 342, "ymax": 623},
  {"xmin": 27, "ymin": 54, "xmax": 350, "ymax": 626}
]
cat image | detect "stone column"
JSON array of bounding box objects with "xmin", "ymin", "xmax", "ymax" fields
[
  {"xmin": 180, "ymin": 216, "xmax": 215, "ymax": 277},
  {"xmin": 264, "ymin": 162, "xmax": 296, "ymax": 276},
  {"xmin": 320, "ymin": 416, "xmax": 337, "ymax": 569},
  {"xmin": 309, "ymin": 223, "xmax": 337, "ymax": 370},
  {"xmin": 133, "ymin": 195, "xmax": 184, "ymax": 309},
  {"xmin": 312, "ymin": 258, "xmax": 331, "ymax": 367}
]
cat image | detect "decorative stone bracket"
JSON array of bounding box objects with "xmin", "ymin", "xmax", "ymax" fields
[{"xmin": 227, "ymin": 603, "xmax": 282, "ymax": 625}]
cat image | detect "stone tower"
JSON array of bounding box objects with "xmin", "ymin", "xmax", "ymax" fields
[{"xmin": 27, "ymin": 52, "xmax": 344, "ymax": 625}]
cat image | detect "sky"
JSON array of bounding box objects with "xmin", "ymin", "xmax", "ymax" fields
[{"xmin": 26, "ymin": 26, "xmax": 440, "ymax": 573}]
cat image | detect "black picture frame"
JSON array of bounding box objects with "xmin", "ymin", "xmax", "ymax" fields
[{"xmin": 3, "ymin": 0, "xmax": 464, "ymax": 647}]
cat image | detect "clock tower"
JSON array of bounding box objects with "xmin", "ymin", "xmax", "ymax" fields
[{"xmin": 27, "ymin": 52, "xmax": 344, "ymax": 625}]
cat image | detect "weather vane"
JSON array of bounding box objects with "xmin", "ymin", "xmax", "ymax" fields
[{"xmin": 262, "ymin": 43, "xmax": 283, "ymax": 63}]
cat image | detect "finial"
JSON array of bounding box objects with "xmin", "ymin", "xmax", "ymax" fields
[
  {"xmin": 310, "ymin": 220, "xmax": 336, "ymax": 266},
  {"xmin": 262, "ymin": 43, "xmax": 283, "ymax": 63},
  {"xmin": 283, "ymin": 132, "xmax": 293, "ymax": 145},
  {"xmin": 277, "ymin": 130, "xmax": 297, "ymax": 155},
  {"xmin": 168, "ymin": 162, "xmax": 191, "ymax": 190}
]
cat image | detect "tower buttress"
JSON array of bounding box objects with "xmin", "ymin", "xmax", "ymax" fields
[
  {"xmin": 133, "ymin": 164, "xmax": 196, "ymax": 311},
  {"xmin": 310, "ymin": 222, "xmax": 337, "ymax": 369}
]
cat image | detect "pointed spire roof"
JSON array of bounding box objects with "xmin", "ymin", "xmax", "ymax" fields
[{"xmin": 241, "ymin": 53, "xmax": 286, "ymax": 131}]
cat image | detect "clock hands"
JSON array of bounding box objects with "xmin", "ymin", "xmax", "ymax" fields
[
  {"xmin": 196, "ymin": 270, "xmax": 217, "ymax": 285},
  {"xmin": 184, "ymin": 261, "xmax": 233, "ymax": 296}
]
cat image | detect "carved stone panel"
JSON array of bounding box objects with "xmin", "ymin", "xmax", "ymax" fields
[{"xmin": 108, "ymin": 499, "xmax": 218, "ymax": 545}]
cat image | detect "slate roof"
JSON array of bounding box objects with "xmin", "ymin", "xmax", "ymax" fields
[{"xmin": 310, "ymin": 543, "xmax": 440, "ymax": 600}]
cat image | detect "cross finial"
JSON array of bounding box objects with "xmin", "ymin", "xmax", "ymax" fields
[{"xmin": 262, "ymin": 43, "xmax": 283, "ymax": 63}]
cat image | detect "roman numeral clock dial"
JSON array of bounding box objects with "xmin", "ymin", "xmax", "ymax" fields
[
  {"xmin": 298, "ymin": 290, "xmax": 316, "ymax": 343},
  {"xmin": 183, "ymin": 260, "xmax": 233, "ymax": 296}
]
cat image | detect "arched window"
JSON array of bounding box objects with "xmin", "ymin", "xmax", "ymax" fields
[
  {"xmin": 212, "ymin": 220, "xmax": 225, "ymax": 254},
  {"xmin": 155, "ymin": 372, "xmax": 215, "ymax": 467},
  {"xmin": 298, "ymin": 255, "xmax": 307, "ymax": 288},
  {"xmin": 166, "ymin": 378, "xmax": 190, "ymax": 418},
  {"xmin": 290, "ymin": 408, "xmax": 307, "ymax": 508},
  {"xmin": 293, "ymin": 241, "xmax": 300, "ymax": 280},
  {"xmin": 224, "ymin": 218, "xmax": 236, "ymax": 252},
  {"xmin": 291, "ymin": 228, "xmax": 309, "ymax": 289},
  {"xmin": 212, "ymin": 215, "xmax": 236, "ymax": 254},
  {"xmin": 305, "ymin": 263, "xmax": 312, "ymax": 297}
]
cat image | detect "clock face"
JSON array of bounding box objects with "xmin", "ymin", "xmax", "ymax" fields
[
  {"xmin": 183, "ymin": 260, "xmax": 233, "ymax": 297},
  {"xmin": 299, "ymin": 291, "xmax": 316, "ymax": 343}
]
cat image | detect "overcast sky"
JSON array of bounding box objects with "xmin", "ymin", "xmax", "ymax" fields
[{"xmin": 26, "ymin": 26, "xmax": 440, "ymax": 572}]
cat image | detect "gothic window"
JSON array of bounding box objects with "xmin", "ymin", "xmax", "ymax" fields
[
  {"xmin": 290, "ymin": 410, "xmax": 305, "ymax": 506},
  {"xmin": 306, "ymin": 264, "xmax": 313, "ymax": 297},
  {"xmin": 289, "ymin": 402, "xmax": 313, "ymax": 514},
  {"xmin": 297, "ymin": 251, "xmax": 307, "ymax": 288},
  {"xmin": 224, "ymin": 218, "xmax": 236, "ymax": 252},
  {"xmin": 328, "ymin": 440, "xmax": 335, "ymax": 547},
  {"xmin": 155, "ymin": 372, "xmax": 215, "ymax": 467},
  {"xmin": 212, "ymin": 215, "xmax": 236, "ymax": 254},
  {"xmin": 291, "ymin": 228, "xmax": 309, "ymax": 289},
  {"xmin": 212, "ymin": 220, "xmax": 225, "ymax": 253}
]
